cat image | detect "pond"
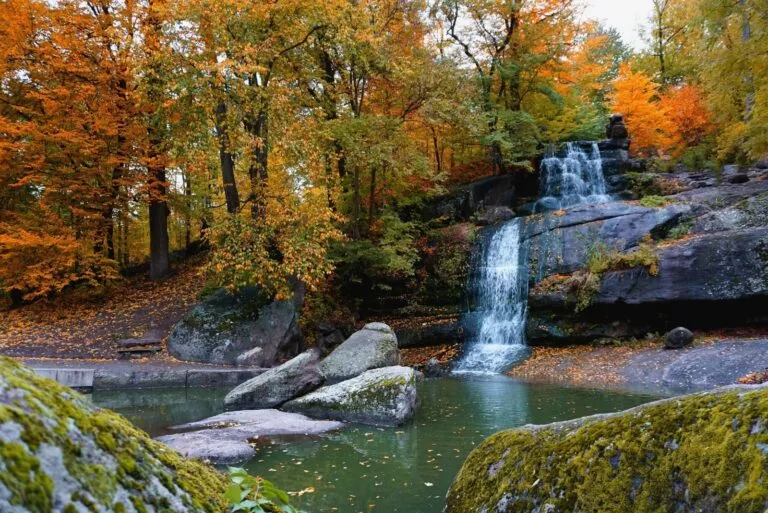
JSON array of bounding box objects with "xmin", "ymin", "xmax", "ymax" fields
[{"xmin": 91, "ymin": 376, "xmax": 661, "ymax": 513}]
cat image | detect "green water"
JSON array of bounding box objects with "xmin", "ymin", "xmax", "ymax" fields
[{"xmin": 91, "ymin": 376, "xmax": 660, "ymax": 513}]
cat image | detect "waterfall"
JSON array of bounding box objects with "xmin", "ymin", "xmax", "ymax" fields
[
  {"xmin": 454, "ymin": 141, "xmax": 610, "ymax": 374},
  {"xmin": 454, "ymin": 220, "xmax": 529, "ymax": 374},
  {"xmin": 535, "ymin": 142, "xmax": 609, "ymax": 212}
]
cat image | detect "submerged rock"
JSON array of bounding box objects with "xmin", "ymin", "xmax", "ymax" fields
[
  {"xmin": 447, "ymin": 385, "xmax": 768, "ymax": 513},
  {"xmin": 166, "ymin": 286, "xmax": 302, "ymax": 366},
  {"xmin": 283, "ymin": 366, "xmax": 418, "ymax": 427},
  {"xmin": 156, "ymin": 410, "xmax": 343, "ymax": 464},
  {"xmin": 0, "ymin": 358, "xmax": 227, "ymax": 512},
  {"xmin": 320, "ymin": 323, "xmax": 399, "ymax": 383},
  {"xmin": 224, "ymin": 349, "xmax": 324, "ymax": 409}
]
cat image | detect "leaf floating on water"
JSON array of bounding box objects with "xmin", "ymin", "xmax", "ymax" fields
[{"xmin": 424, "ymin": 482, "xmax": 434, "ymax": 487}]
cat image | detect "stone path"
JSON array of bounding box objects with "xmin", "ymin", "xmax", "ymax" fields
[{"xmin": 21, "ymin": 358, "xmax": 266, "ymax": 390}]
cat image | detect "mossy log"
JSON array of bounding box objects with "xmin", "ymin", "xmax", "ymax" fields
[{"xmin": 447, "ymin": 385, "xmax": 768, "ymax": 513}]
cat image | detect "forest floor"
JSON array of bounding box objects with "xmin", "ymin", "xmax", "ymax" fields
[{"xmin": 0, "ymin": 257, "xmax": 207, "ymax": 360}]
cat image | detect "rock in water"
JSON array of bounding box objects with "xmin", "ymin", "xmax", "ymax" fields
[
  {"xmin": 224, "ymin": 349, "xmax": 324, "ymax": 409},
  {"xmin": 166, "ymin": 286, "xmax": 302, "ymax": 365},
  {"xmin": 283, "ymin": 366, "xmax": 418, "ymax": 427},
  {"xmin": 156, "ymin": 410, "xmax": 343, "ymax": 464},
  {"xmin": 665, "ymin": 326, "xmax": 694, "ymax": 349},
  {"xmin": 319, "ymin": 323, "xmax": 399, "ymax": 383},
  {"xmin": 0, "ymin": 358, "xmax": 226, "ymax": 512},
  {"xmin": 446, "ymin": 385, "xmax": 768, "ymax": 513}
]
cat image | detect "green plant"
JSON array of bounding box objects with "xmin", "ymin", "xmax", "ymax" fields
[
  {"xmin": 639, "ymin": 195, "xmax": 671, "ymax": 208},
  {"xmin": 225, "ymin": 468, "xmax": 303, "ymax": 513}
]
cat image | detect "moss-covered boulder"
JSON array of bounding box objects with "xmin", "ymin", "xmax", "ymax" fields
[
  {"xmin": 0, "ymin": 358, "xmax": 226, "ymax": 512},
  {"xmin": 446, "ymin": 385, "xmax": 768, "ymax": 513},
  {"xmin": 283, "ymin": 366, "xmax": 418, "ymax": 427},
  {"xmin": 319, "ymin": 323, "xmax": 399, "ymax": 383}
]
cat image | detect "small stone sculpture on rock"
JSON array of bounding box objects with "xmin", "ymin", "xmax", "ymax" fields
[{"xmin": 606, "ymin": 113, "xmax": 629, "ymax": 140}]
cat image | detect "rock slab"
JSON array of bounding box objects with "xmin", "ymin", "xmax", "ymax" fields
[
  {"xmin": 0, "ymin": 358, "xmax": 227, "ymax": 512},
  {"xmin": 447, "ymin": 384, "xmax": 768, "ymax": 513},
  {"xmin": 320, "ymin": 323, "xmax": 399, "ymax": 382},
  {"xmin": 283, "ymin": 366, "xmax": 418, "ymax": 427},
  {"xmin": 224, "ymin": 349, "xmax": 324, "ymax": 409},
  {"xmin": 156, "ymin": 410, "xmax": 343, "ymax": 464}
]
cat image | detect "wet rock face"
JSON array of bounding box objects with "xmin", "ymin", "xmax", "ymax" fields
[
  {"xmin": 0, "ymin": 358, "xmax": 227, "ymax": 512},
  {"xmin": 319, "ymin": 323, "xmax": 399, "ymax": 383},
  {"xmin": 446, "ymin": 385, "xmax": 768, "ymax": 513},
  {"xmin": 283, "ymin": 366, "xmax": 419, "ymax": 427},
  {"xmin": 166, "ymin": 286, "xmax": 303, "ymax": 366}
]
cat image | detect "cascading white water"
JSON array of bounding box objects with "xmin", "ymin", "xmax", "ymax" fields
[
  {"xmin": 535, "ymin": 142, "xmax": 610, "ymax": 212},
  {"xmin": 454, "ymin": 220, "xmax": 529, "ymax": 374},
  {"xmin": 455, "ymin": 141, "xmax": 610, "ymax": 374}
]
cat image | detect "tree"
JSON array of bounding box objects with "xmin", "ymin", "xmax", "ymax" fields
[{"xmin": 609, "ymin": 64, "xmax": 677, "ymax": 156}]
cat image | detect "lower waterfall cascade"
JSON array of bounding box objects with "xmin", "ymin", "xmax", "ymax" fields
[{"xmin": 455, "ymin": 142, "xmax": 611, "ymax": 374}]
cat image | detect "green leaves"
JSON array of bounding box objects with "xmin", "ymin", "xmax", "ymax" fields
[{"xmin": 225, "ymin": 467, "xmax": 302, "ymax": 513}]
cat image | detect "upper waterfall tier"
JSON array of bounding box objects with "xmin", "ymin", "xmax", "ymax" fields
[{"xmin": 535, "ymin": 142, "xmax": 610, "ymax": 212}]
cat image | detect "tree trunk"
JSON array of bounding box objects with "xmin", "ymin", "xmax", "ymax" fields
[
  {"xmin": 245, "ymin": 106, "xmax": 268, "ymax": 219},
  {"xmin": 368, "ymin": 165, "xmax": 377, "ymax": 229},
  {"xmin": 216, "ymin": 101, "xmax": 240, "ymax": 213},
  {"xmin": 184, "ymin": 170, "xmax": 192, "ymax": 250},
  {"xmin": 148, "ymin": 165, "xmax": 170, "ymax": 280}
]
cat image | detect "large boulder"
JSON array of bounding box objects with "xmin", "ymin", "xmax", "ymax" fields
[
  {"xmin": 224, "ymin": 349, "xmax": 324, "ymax": 410},
  {"xmin": 523, "ymin": 202, "xmax": 690, "ymax": 280},
  {"xmin": 156, "ymin": 410, "xmax": 343, "ymax": 464},
  {"xmin": 447, "ymin": 385, "xmax": 768, "ymax": 513},
  {"xmin": 597, "ymin": 227, "xmax": 768, "ymax": 304},
  {"xmin": 0, "ymin": 358, "xmax": 227, "ymax": 512},
  {"xmin": 282, "ymin": 366, "xmax": 418, "ymax": 427},
  {"xmin": 166, "ymin": 286, "xmax": 302, "ymax": 366},
  {"xmin": 319, "ymin": 323, "xmax": 399, "ymax": 383}
]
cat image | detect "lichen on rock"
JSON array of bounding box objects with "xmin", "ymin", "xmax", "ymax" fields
[
  {"xmin": 446, "ymin": 385, "xmax": 768, "ymax": 513},
  {"xmin": 0, "ymin": 358, "xmax": 227, "ymax": 512}
]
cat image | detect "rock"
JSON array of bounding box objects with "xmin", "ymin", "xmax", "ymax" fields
[
  {"xmin": 166, "ymin": 286, "xmax": 303, "ymax": 365},
  {"xmin": 597, "ymin": 227, "xmax": 768, "ymax": 304},
  {"xmin": 474, "ymin": 206, "xmax": 516, "ymax": 226},
  {"xmin": 665, "ymin": 326, "xmax": 694, "ymax": 349},
  {"xmin": 446, "ymin": 384, "xmax": 768, "ymax": 513},
  {"xmin": 156, "ymin": 410, "xmax": 343, "ymax": 464},
  {"xmin": 755, "ymin": 158, "xmax": 768, "ymax": 170},
  {"xmin": 523, "ymin": 202, "xmax": 691, "ymax": 280},
  {"xmin": 0, "ymin": 358, "xmax": 227, "ymax": 512},
  {"xmin": 320, "ymin": 323, "xmax": 399, "ymax": 383},
  {"xmin": 396, "ymin": 320, "xmax": 463, "ymax": 349},
  {"xmin": 283, "ymin": 366, "xmax": 418, "ymax": 427},
  {"xmin": 224, "ymin": 349, "xmax": 324, "ymax": 409},
  {"xmin": 423, "ymin": 358, "xmax": 448, "ymax": 378},
  {"xmin": 605, "ymin": 113, "xmax": 629, "ymax": 140},
  {"xmin": 729, "ymin": 173, "xmax": 750, "ymax": 184},
  {"xmin": 411, "ymin": 174, "xmax": 516, "ymax": 224}
]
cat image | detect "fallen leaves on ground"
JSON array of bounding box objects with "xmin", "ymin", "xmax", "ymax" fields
[
  {"xmin": 0, "ymin": 256, "xmax": 207, "ymax": 359},
  {"xmin": 400, "ymin": 344, "xmax": 459, "ymax": 367}
]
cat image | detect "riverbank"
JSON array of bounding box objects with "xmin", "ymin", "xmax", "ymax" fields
[{"xmin": 507, "ymin": 330, "xmax": 768, "ymax": 393}]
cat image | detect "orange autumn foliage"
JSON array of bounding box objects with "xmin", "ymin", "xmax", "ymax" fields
[
  {"xmin": 659, "ymin": 84, "xmax": 714, "ymax": 149},
  {"xmin": 610, "ymin": 64, "xmax": 678, "ymax": 156}
]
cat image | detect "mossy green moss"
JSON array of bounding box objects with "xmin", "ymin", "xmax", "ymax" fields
[
  {"xmin": 447, "ymin": 386, "xmax": 768, "ymax": 513},
  {"xmin": 0, "ymin": 358, "xmax": 228, "ymax": 512}
]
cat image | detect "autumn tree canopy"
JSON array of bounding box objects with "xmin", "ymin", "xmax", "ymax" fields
[{"xmin": 0, "ymin": 0, "xmax": 766, "ymax": 303}]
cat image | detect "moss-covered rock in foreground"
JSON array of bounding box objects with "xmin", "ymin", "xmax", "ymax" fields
[
  {"xmin": 446, "ymin": 385, "xmax": 768, "ymax": 513},
  {"xmin": 0, "ymin": 358, "xmax": 227, "ymax": 512}
]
